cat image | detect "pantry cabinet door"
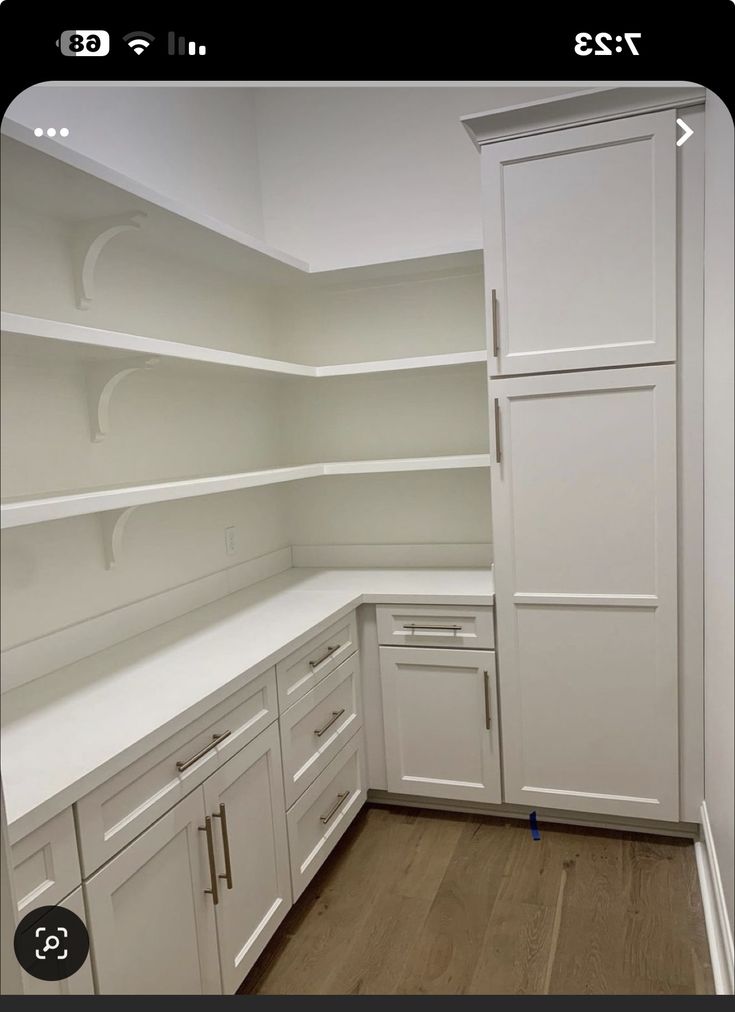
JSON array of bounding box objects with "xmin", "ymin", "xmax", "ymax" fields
[
  {"xmin": 202, "ymin": 723, "xmax": 291, "ymax": 994},
  {"xmin": 481, "ymin": 112, "xmax": 676, "ymax": 374},
  {"xmin": 379, "ymin": 646, "xmax": 501, "ymax": 803},
  {"xmin": 84, "ymin": 789, "xmax": 221, "ymax": 995},
  {"xmin": 490, "ymin": 365, "xmax": 678, "ymax": 819}
]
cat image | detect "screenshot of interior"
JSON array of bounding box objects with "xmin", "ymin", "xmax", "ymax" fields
[{"xmin": 0, "ymin": 55, "xmax": 733, "ymax": 1004}]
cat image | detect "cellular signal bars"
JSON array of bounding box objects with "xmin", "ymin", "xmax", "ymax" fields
[{"xmin": 167, "ymin": 32, "xmax": 207, "ymax": 56}]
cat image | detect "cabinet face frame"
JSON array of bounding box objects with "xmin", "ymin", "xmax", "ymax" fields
[
  {"xmin": 490, "ymin": 364, "xmax": 678, "ymax": 820},
  {"xmin": 379, "ymin": 646, "xmax": 501, "ymax": 803},
  {"xmin": 481, "ymin": 111, "xmax": 677, "ymax": 375},
  {"xmin": 201, "ymin": 722, "xmax": 291, "ymax": 994}
]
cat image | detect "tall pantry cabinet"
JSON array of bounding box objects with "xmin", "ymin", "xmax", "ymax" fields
[{"xmin": 463, "ymin": 87, "xmax": 706, "ymax": 821}]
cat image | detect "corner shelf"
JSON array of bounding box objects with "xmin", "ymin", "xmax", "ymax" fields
[
  {"xmin": 1, "ymin": 313, "xmax": 487, "ymax": 379},
  {"xmin": 1, "ymin": 455, "xmax": 491, "ymax": 530}
]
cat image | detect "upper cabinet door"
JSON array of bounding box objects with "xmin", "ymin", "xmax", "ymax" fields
[{"xmin": 481, "ymin": 112, "xmax": 677, "ymax": 375}]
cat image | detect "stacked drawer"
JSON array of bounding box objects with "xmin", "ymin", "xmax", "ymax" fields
[{"xmin": 276, "ymin": 611, "xmax": 366, "ymax": 900}]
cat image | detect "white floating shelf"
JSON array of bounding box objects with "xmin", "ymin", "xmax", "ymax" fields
[
  {"xmin": 1, "ymin": 124, "xmax": 484, "ymax": 279},
  {"xmin": 1, "ymin": 455, "xmax": 491, "ymax": 530},
  {"xmin": 1, "ymin": 313, "xmax": 487, "ymax": 378}
]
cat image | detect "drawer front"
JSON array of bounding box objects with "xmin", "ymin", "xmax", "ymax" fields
[
  {"xmin": 281, "ymin": 652, "xmax": 362, "ymax": 808},
  {"xmin": 276, "ymin": 612, "xmax": 358, "ymax": 712},
  {"xmin": 76, "ymin": 668, "xmax": 277, "ymax": 875},
  {"xmin": 11, "ymin": 808, "xmax": 81, "ymax": 915},
  {"xmin": 376, "ymin": 604, "xmax": 494, "ymax": 649},
  {"xmin": 286, "ymin": 730, "xmax": 365, "ymax": 901}
]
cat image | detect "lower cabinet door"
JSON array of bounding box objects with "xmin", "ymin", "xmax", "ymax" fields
[
  {"xmin": 380, "ymin": 647, "xmax": 501, "ymax": 803},
  {"xmin": 202, "ymin": 722, "xmax": 291, "ymax": 994},
  {"xmin": 84, "ymin": 789, "xmax": 221, "ymax": 995},
  {"xmin": 21, "ymin": 887, "xmax": 94, "ymax": 995}
]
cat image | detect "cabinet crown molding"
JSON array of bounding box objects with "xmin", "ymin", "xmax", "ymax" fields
[{"xmin": 461, "ymin": 85, "xmax": 706, "ymax": 148}]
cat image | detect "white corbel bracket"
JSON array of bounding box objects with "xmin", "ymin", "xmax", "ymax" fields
[
  {"xmin": 99, "ymin": 506, "xmax": 138, "ymax": 570},
  {"xmin": 73, "ymin": 212, "xmax": 147, "ymax": 310},
  {"xmin": 87, "ymin": 356, "xmax": 160, "ymax": 442}
]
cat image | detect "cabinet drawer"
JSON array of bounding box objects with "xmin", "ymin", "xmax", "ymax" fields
[
  {"xmin": 11, "ymin": 808, "xmax": 81, "ymax": 915},
  {"xmin": 276, "ymin": 612, "xmax": 358, "ymax": 712},
  {"xmin": 76, "ymin": 668, "xmax": 277, "ymax": 875},
  {"xmin": 280, "ymin": 652, "xmax": 362, "ymax": 808},
  {"xmin": 376, "ymin": 604, "xmax": 494, "ymax": 649},
  {"xmin": 286, "ymin": 730, "xmax": 365, "ymax": 901}
]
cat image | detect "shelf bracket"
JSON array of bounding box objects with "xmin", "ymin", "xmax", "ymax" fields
[
  {"xmin": 86, "ymin": 355, "xmax": 160, "ymax": 442},
  {"xmin": 72, "ymin": 212, "xmax": 147, "ymax": 310},
  {"xmin": 99, "ymin": 506, "xmax": 138, "ymax": 570}
]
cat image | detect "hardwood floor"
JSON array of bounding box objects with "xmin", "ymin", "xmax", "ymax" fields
[{"xmin": 240, "ymin": 804, "xmax": 714, "ymax": 996}]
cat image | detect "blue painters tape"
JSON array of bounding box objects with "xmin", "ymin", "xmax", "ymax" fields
[{"xmin": 529, "ymin": 810, "xmax": 541, "ymax": 841}]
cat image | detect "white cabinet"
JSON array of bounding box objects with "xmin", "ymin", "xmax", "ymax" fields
[
  {"xmin": 20, "ymin": 887, "xmax": 94, "ymax": 996},
  {"xmin": 379, "ymin": 646, "xmax": 501, "ymax": 803},
  {"xmin": 490, "ymin": 365, "xmax": 678, "ymax": 820},
  {"xmin": 201, "ymin": 723, "xmax": 291, "ymax": 993},
  {"xmin": 85, "ymin": 722, "xmax": 291, "ymax": 995},
  {"xmin": 84, "ymin": 788, "xmax": 221, "ymax": 995},
  {"xmin": 481, "ymin": 112, "xmax": 676, "ymax": 374}
]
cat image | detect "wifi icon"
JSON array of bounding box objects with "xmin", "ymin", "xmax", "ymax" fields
[{"xmin": 123, "ymin": 31, "xmax": 155, "ymax": 55}]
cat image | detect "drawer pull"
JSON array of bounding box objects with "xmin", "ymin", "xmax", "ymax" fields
[
  {"xmin": 199, "ymin": 816, "xmax": 219, "ymax": 905},
  {"xmin": 320, "ymin": 791, "xmax": 350, "ymax": 824},
  {"xmin": 176, "ymin": 730, "xmax": 231, "ymax": 772},
  {"xmin": 483, "ymin": 669, "xmax": 492, "ymax": 730},
  {"xmin": 490, "ymin": 288, "xmax": 499, "ymax": 358},
  {"xmin": 402, "ymin": 624, "xmax": 462, "ymax": 633},
  {"xmin": 314, "ymin": 708, "xmax": 346, "ymax": 738},
  {"xmin": 213, "ymin": 803, "xmax": 233, "ymax": 889},
  {"xmin": 309, "ymin": 645, "xmax": 339, "ymax": 669}
]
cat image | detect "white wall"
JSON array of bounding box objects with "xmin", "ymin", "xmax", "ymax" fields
[
  {"xmin": 255, "ymin": 86, "xmax": 573, "ymax": 268},
  {"xmin": 5, "ymin": 86, "xmax": 265, "ymax": 239},
  {"xmin": 703, "ymin": 91, "xmax": 734, "ymax": 935}
]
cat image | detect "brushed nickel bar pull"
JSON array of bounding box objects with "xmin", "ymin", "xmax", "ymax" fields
[
  {"xmin": 213, "ymin": 803, "xmax": 233, "ymax": 889},
  {"xmin": 402, "ymin": 623, "xmax": 462, "ymax": 632},
  {"xmin": 176, "ymin": 730, "xmax": 231, "ymax": 772},
  {"xmin": 490, "ymin": 288, "xmax": 499, "ymax": 358},
  {"xmin": 309, "ymin": 645, "xmax": 339, "ymax": 669},
  {"xmin": 493, "ymin": 398, "xmax": 502, "ymax": 464},
  {"xmin": 199, "ymin": 816, "xmax": 219, "ymax": 905},
  {"xmin": 320, "ymin": 791, "xmax": 350, "ymax": 825},
  {"xmin": 314, "ymin": 708, "xmax": 345, "ymax": 738},
  {"xmin": 483, "ymin": 669, "xmax": 492, "ymax": 730}
]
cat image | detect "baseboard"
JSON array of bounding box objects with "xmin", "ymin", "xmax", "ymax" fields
[
  {"xmin": 292, "ymin": 542, "xmax": 493, "ymax": 568},
  {"xmin": 695, "ymin": 802, "xmax": 734, "ymax": 994},
  {"xmin": 367, "ymin": 790, "xmax": 699, "ymax": 838},
  {"xmin": 0, "ymin": 546, "xmax": 293, "ymax": 693}
]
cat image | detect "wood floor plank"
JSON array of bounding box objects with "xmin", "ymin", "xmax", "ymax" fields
[
  {"xmin": 396, "ymin": 815, "xmax": 516, "ymax": 994},
  {"xmin": 241, "ymin": 805, "xmax": 714, "ymax": 997},
  {"xmin": 469, "ymin": 900, "xmax": 556, "ymax": 994}
]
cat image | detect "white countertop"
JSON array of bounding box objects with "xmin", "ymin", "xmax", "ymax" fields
[{"xmin": 1, "ymin": 566, "xmax": 493, "ymax": 841}]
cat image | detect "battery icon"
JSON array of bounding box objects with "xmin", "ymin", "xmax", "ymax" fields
[{"xmin": 57, "ymin": 30, "xmax": 111, "ymax": 56}]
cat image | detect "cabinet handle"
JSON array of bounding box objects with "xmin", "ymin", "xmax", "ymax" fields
[
  {"xmin": 493, "ymin": 398, "xmax": 502, "ymax": 464},
  {"xmin": 199, "ymin": 816, "xmax": 219, "ymax": 905},
  {"xmin": 490, "ymin": 288, "xmax": 499, "ymax": 358},
  {"xmin": 309, "ymin": 645, "xmax": 339, "ymax": 669},
  {"xmin": 314, "ymin": 708, "xmax": 346, "ymax": 738},
  {"xmin": 483, "ymin": 669, "xmax": 492, "ymax": 730},
  {"xmin": 212, "ymin": 803, "xmax": 233, "ymax": 890},
  {"xmin": 402, "ymin": 623, "xmax": 462, "ymax": 633},
  {"xmin": 320, "ymin": 791, "xmax": 350, "ymax": 824},
  {"xmin": 176, "ymin": 730, "xmax": 231, "ymax": 772}
]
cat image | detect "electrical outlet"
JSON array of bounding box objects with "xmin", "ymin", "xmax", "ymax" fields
[{"xmin": 224, "ymin": 526, "xmax": 236, "ymax": 556}]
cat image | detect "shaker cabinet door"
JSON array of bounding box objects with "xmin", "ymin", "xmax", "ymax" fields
[
  {"xmin": 202, "ymin": 722, "xmax": 291, "ymax": 993},
  {"xmin": 481, "ymin": 111, "xmax": 676, "ymax": 374},
  {"xmin": 490, "ymin": 365, "xmax": 678, "ymax": 819},
  {"xmin": 84, "ymin": 789, "xmax": 221, "ymax": 995}
]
